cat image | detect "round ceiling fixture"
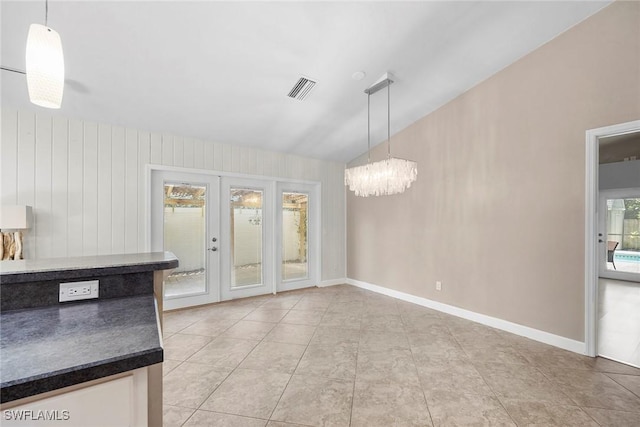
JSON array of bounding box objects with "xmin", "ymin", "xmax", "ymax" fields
[{"xmin": 352, "ymin": 71, "xmax": 366, "ymax": 81}]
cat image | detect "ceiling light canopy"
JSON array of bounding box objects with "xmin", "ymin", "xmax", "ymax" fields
[
  {"xmin": 345, "ymin": 73, "xmax": 418, "ymax": 197},
  {"xmin": 25, "ymin": 1, "xmax": 64, "ymax": 109}
]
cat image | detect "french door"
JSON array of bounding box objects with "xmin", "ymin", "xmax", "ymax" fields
[
  {"xmin": 151, "ymin": 170, "xmax": 220, "ymax": 310},
  {"xmin": 276, "ymin": 182, "xmax": 319, "ymax": 292},
  {"xmin": 151, "ymin": 168, "xmax": 320, "ymax": 309},
  {"xmin": 220, "ymin": 177, "xmax": 274, "ymax": 300}
]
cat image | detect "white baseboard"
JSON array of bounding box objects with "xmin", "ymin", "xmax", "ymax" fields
[
  {"xmin": 318, "ymin": 278, "xmax": 347, "ymax": 288},
  {"xmin": 346, "ymin": 278, "xmax": 586, "ymax": 355}
]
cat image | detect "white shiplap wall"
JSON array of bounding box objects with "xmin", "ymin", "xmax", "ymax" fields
[{"xmin": 0, "ymin": 109, "xmax": 346, "ymax": 281}]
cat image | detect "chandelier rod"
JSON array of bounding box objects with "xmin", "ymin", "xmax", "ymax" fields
[
  {"xmin": 367, "ymin": 92, "xmax": 371, "ymax": 163},
  {"xmin": 387, "ymin": 82, "xmax": 391, "ymax": 159},
  {"xmin": 364, "ymin": 76, "xmax": 394, "ymax": 160}
]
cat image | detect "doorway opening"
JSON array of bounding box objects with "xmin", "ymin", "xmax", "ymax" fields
[{"xmin": 585, "ymin": 120, "xmax": 640, "ymax": 368}]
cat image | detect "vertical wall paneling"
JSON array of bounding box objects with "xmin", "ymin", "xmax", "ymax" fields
[
  {"xmin": 231, "ymin": 145, "xmax": 241, "ymax": 172},
  {"xmin": 222, "ymin": 144, "xmax": 232, "ymax": 172},
  {"xmin": 138, "ymin": 132, "xmax": 151, "ymax": 251},
  {"xmin": 67, "ymin": 119, "xmax": 84, "ymax": 256},
  {"xmin": 193, "ymin": 139, "xmax": 204, "ymax": 170},
  {"xmin": 111, "ymin": 126, "xmax": 126, "ymax": 253},
  {"xmin": 97, "ymin": 124, "xmax": 113, "ymax": 255},
  {"xmin": 173, "ymin": 136, "xmax": 184, "ymax": 167},
  {"xmin": 34, "ymin": 115, "xmax": 53, "ymax": 259},
  {"xmin": 124, "ymin": 129, "xmax": 139, "ymax": 253},
  {"xmin": 16, "ymin": 112, "xmax": 36, "ymax": 210},
  {"xmin": 51, "ymin": 115, "xmax": 69, "ymax": 256},
  {"xmin": 204, "ymin": 141, "xmax": 215, "ymax": 170},
  {"xmin": 82, "ymin": 122, "xmax": 99, "ymax": 256},
  {"xmin": 242, "ymin": 146, "xmax": 257, "ymax": 174},
  {"xmin": 150, "ymin": 132, "xmax": 162, "ymax": 165},
  {"xmin": 183, "ymin": 137, "xmax": 194, "ymax": 168},
  {"xmin": 213, "ymin": 142, "xmax": 223, "ymax": 171},
  {"xmin": 0, "ymin": 110, "xmax": 18, "ymax": 205},
  {"xmin": 261, "ymin": 151, "xmax": 274, "ymax": 177},
  {"xmin": 161, "ymin": 134, "xmax": 173, "ymax": 166},
  {"xmin": 3, "ymin": 109, "xmax": 346, "ymax": 281},
  {"xmin": 254, "ymin": 149, "xmax": 264, "ymax": 176}
]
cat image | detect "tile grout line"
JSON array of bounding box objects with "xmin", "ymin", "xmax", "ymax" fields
[
  {"xmin": 186, "ymin": 298, "xmax": 294, "ymax": 420},
  {"xmin": 347, "ymin": 301, "xmax": 363, "ymax": 427},
  {"xmin": 603, "ymin": 372, "xmax": 640, "ymax": 399},
  {"xmin": 171, "ymin": 298, "xmax": 272, "ymax": 426},
  {"xmin": 266, "ymin": 296, "xmax": 332, "ymax": 424},
  {"xmin": 400, "ymin": 303, "xmax": 437, "ymax": 427}
]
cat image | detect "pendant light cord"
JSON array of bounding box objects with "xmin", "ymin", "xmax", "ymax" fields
[
  {"xmin": 387, "ymin": 82, "xmax": 391, "ymax": 159},
  {"xmin": 367, "ymin": 92, "xmax": 371, "ymax": 164},
  {"xmin": 0, "ymin": 66, "xmax": 26, "ymax": 75},
  {"xmin": 45, "ymin": 0, "xmax": 49, "ymax": 26}
]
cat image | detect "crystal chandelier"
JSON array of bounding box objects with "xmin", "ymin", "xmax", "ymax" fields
[{"xmin": 345, "ymin": 73, "xmax": 417, "ymax": 197}]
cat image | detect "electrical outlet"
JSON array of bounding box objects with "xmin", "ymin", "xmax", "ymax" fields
[
  {"xmin": 436, "ymin": 281, "xmax": 442, "ymax": 291},
  {"xmin": 59, "ymin": 280, "xmax": 99, "ymax": 302}
]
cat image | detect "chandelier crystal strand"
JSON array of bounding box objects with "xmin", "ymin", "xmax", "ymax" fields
[{"xmin": 345, "ymin": 158, "xmax": 417, "ymax": 197}]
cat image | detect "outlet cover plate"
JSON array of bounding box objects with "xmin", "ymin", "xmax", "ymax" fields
[{"xmin": 59, "ymin": 280, "xmax": 99, "ymax": 302}]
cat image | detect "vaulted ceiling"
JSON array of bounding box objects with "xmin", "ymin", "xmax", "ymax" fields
[{"xmin": 1, "ymin": 1, "xmax": 611, "ymax": 162}]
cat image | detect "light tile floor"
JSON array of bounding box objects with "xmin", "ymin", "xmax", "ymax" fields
[
  {"xmin": 162, "ymin": 285, "xmax": 640, "ymax": 427},
  {"xmin": 607, "ymin": 259, "xmax": 640, "ymax": 275},
  {"xmin": 598, "ymin": 278, "xmax": 640, "ymax": 368}
]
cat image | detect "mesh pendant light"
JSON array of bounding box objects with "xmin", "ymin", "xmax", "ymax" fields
[{"xmin": 26, "ymin": 23, "xmax": 64, "ymax": 109}]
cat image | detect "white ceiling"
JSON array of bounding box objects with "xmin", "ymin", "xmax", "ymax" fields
[{"xmin": 1, "ymin": 1, "xmax": 611, "ymax": 162}]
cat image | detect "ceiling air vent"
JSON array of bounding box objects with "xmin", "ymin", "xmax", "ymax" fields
[{"xmin": 287, "ymin": 76, "xmax": 317, "ymax": 101}]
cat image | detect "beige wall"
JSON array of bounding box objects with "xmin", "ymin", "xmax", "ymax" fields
[{"xmin": 347, "ymin": 1, "xmax": 640, "ymax": 341}]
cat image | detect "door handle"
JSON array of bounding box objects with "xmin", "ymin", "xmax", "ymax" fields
[
  {"xmin": 208, "ymin": 246, "xmax": 218, "ymax": 252},
  {"xmin": 598, "ymin": 240, "xmax": 604, "ymax": 243}
]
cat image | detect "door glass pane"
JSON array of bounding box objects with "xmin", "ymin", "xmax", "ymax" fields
[
  {"xmin": 230, "ymin": 189, "xmax": 263, "ymax": 287},
  {"xmin": 163, "ymin": 183, "xmax": 206, "ymax": 297},
  {"xmin": 605, "ymin": 197, "xmax": 640, "ymax": 274},
  {"xmin": 282, "ymin": 192, "xmax": 308, "ymax": 281}
]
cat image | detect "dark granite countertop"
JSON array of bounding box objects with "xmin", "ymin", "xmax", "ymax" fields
[
  {"xmin": 1, "ymin": 294, "xmax": 163, "ymax": 403},
  {"xmin": 0, "ymin": 252, "xmax": 178, "ymax": 284}
]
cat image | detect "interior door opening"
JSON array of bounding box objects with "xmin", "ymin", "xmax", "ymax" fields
[{"xmin": 586, "ymin": 123, "xmax": 640, "ymax": 368}]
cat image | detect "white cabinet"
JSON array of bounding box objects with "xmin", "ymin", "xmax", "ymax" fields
[{"xmin": 2, "ymin": 368, "xmax": 148, "ymax": 427}]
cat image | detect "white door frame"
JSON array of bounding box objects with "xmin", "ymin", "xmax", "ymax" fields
[{"xmin": 584, "ymin": 119, "xmax": 640, "ymax": 357}]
